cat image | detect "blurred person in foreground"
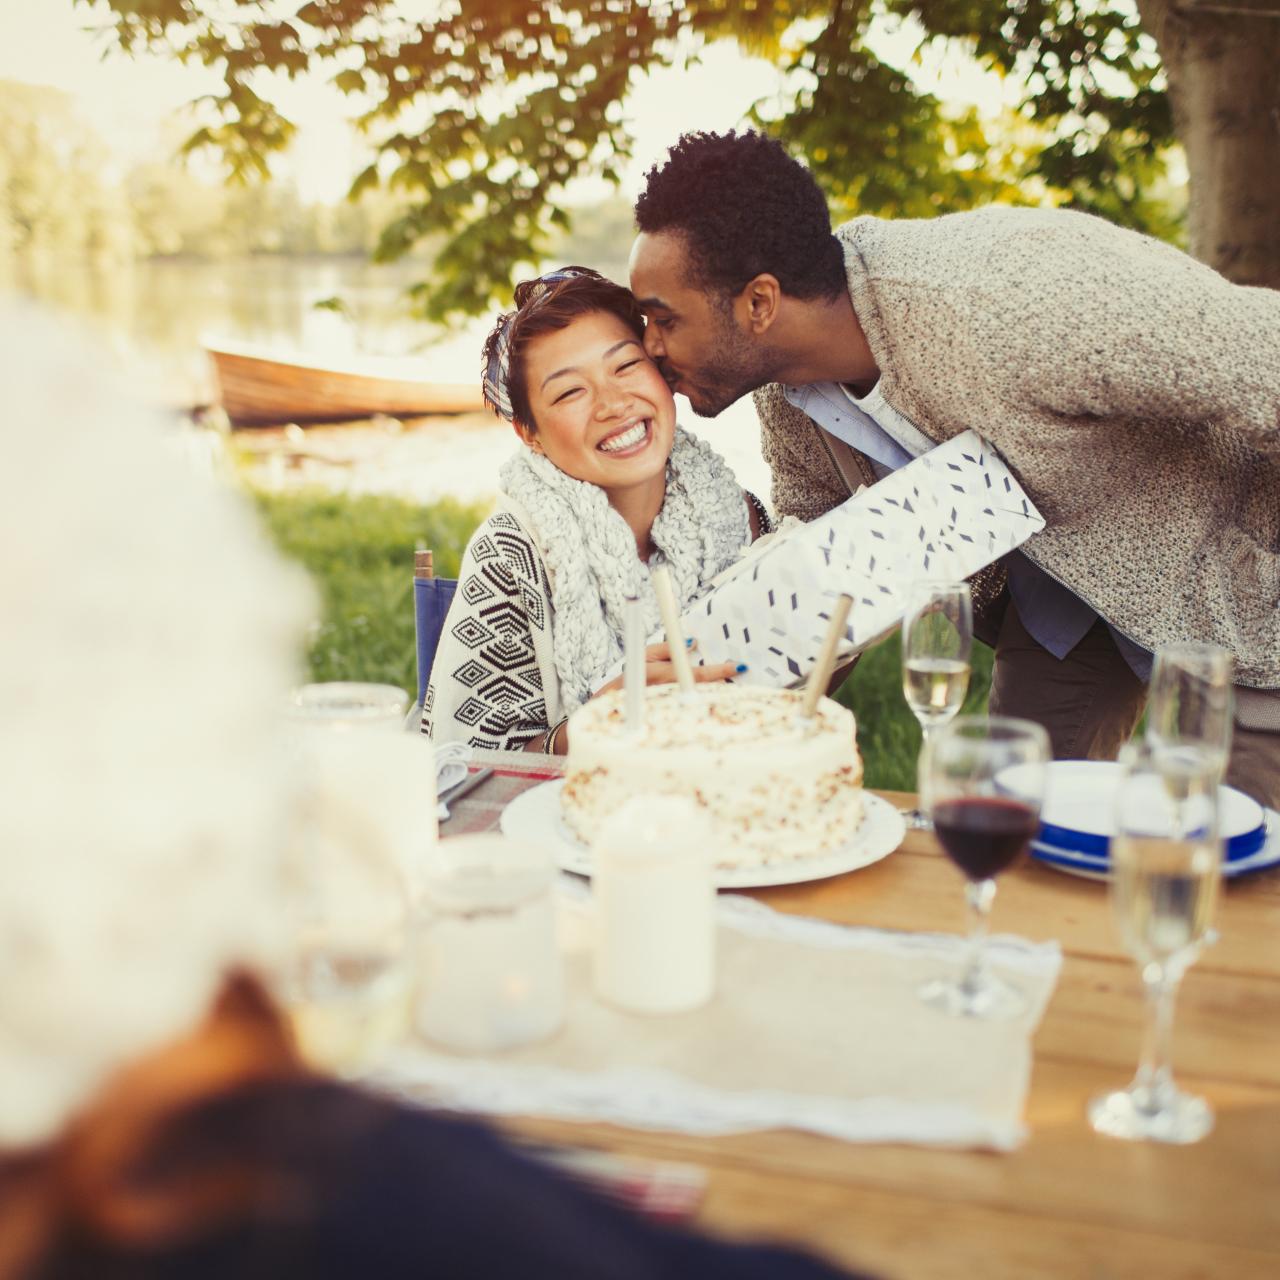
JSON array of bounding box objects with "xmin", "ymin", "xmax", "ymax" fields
[
  {"xmin": 629, "ymin": 130, "xmax": 1280, "ymax": 808},
  {"xmin": 0, "ymin": 300, "xmax": 860, "ymax": 1280},
  {"xmin": 424, "ymin": 266, "xmax": 768, "ymax": 755}
]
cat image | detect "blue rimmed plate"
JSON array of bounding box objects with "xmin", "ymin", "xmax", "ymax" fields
[
  {"xmin": 999, "ymin": 760, "xmax": 1267, "ymax": 863},
  {"xmin": 1029, "ymin": 810, "xmax": 1279, "ymax": 881}
]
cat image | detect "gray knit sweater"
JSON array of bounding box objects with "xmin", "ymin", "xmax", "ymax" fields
[{"xmin": 757, "ymin": 206, "xmax": 1280, "ymax": 687}]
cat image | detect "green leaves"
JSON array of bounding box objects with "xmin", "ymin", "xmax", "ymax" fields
[
  {"xmin": 182, "ymin": 82, "xmax": 298, "ymax": 183},
  {"xmin": 77, "ymin": 0, "xmax": 1186, "ymax": 319},
  {"xmin": 764, "ymin": 19, "xmax": 1027, "ymax": 219}
]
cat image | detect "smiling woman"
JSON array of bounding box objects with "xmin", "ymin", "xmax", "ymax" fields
[
  {"xmin": 516, "ymin": 310, "xmax": 676, "ymax": 535},
  {"xmin": 422, "ymin": 267, "xmax": 768, "ymax": 755}
]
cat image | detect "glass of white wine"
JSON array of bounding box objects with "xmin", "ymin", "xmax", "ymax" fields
[
  {"xmin": 1088, "ymin": 741, "xmax": 1222, "ymax": 1144},
  {"xmin": 901, "ymin": 581, "xmax": 973, "ymax": 829},
  {"xmin": 1147, "ymin": 642, "xmax": 1234, "ymax": 811}
]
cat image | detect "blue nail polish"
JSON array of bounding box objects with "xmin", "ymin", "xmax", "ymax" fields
[
  {"xmin": 685, "ymin": 637, "xmax": 694, "ymax": 647},
  {"xmin": 735, "ymin": 663, "xmax": 749, "ymax": 673}
]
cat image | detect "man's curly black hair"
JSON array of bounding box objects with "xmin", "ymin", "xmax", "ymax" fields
[{"xmin": 635, "ymin": 130, "xmax": 846, "ymax": 302}]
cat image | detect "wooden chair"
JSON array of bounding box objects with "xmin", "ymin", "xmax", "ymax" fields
[{"xmin": 411, "ymin": 549, "xmax": 458, "ymax": 726}]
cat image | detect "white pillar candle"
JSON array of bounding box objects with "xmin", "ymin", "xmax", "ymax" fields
[
  {"xmin": 592, "ymin": 795, "xmax": 716, "ymax": 1014},
  {"xmin": 415, "ymin": 835, "xmax": 564, "ymax": 1054}
]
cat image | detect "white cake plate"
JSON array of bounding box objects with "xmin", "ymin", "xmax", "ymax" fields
[{"xmin": 498, "ymin": 779, "xmax": 906, "ymax": 890}]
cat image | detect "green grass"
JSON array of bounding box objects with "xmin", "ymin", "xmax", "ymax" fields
[
  {"xmin": 252, "ymin": 487, "xmax": 991, "ymax": 790},
  {"xmin": 251, "ymin": 489, "xmax": 489, "ymax": 696},
  {"xmin": 832, "ymin": 633, "xmax": 992, "ymax": 791}
]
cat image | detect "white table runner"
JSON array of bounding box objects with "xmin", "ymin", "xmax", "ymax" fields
[{"xmin": 372, "ymin": 887, "xmax": 1061, "ymax": 1151}]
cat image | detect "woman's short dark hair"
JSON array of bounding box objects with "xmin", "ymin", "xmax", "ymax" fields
[
  {"xmin": 481, "ymin": 268, "xmax": 644, "ymax": 430},
  {"xmin": 635, "ymin": 130, "xmax": 846, "ymax": 302}
]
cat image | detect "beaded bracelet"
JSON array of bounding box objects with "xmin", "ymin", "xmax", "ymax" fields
[{"xmin": 744, "ymin": 488, "xmax": 773, "ymax": 536}]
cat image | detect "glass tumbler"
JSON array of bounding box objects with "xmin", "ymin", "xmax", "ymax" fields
[
  {"xmin": 416, "ymin": 834, "xmax": 565, "ymax": 1054},
  {"xmin": 279, "ymin": 681, "xmax": 420, "ymax": 1073}
]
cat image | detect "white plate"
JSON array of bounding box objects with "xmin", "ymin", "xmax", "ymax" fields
[
  {"xmin": 499, "ymin": 779, "xmax": 906, "ymax": 889},
  {"xmin": 1031, "ymin": 810, "xmax": 1280, "ymax": 882},
  {"xmin": 999, "ymin": 760, "xmax": 1265, "ymax": 856}
]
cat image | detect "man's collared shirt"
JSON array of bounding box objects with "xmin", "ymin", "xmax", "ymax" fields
[{"xmin": 781, "ymin": 381, "xmax": 1152, "ymax": 679}]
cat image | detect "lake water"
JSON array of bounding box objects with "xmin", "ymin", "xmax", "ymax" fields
[{"xmin": 10, "ymin": 255, "xmax": 769, "ymax": 504}]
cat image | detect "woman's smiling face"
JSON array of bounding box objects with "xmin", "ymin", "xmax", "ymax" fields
[{"xmin": 516, "ymin": 309, "xmax": 677, "ymax": 495}]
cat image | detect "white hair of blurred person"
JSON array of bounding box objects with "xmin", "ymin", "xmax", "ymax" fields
[{"xmin": 0, "ymin": 300, "xmax": 315, "ymax": 1149}]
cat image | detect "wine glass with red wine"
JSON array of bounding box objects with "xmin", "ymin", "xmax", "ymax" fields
[{"xmin": 919, "ymin": 716, "xmax": 1050, "ymax": 1019}]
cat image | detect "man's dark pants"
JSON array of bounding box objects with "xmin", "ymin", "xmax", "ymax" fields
[{"xmin": 987, "ymin": 602, "xmax": 1280, "ymax": 810}]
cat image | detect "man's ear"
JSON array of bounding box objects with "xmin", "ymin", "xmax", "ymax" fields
[
  {"xmin": 739, "ymin": 274, "xmax": 782, "ymax": 336},
  {"xmin": 513, "ymin": 419, "xmax": 543, "ymax": 453}
]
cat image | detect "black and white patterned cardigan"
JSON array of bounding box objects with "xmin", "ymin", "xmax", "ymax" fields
[
  {"xmin": 422, "ymin": 493, "xmax": 771, "ymax": 752},
  {"xmin": 422, "ymin": 508, "xmax": 561, "ymax": 751}
]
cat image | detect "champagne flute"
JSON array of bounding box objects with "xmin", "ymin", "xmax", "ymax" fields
[
  {"xmin": 920, "ymin": 716, "xmax": 1049, "ymax": 1019},
  {"xmin": 1146, "ymin": 643, "xmax": 1233, "ymax": 807},
  {"xmin": 1088, "ymin": 741, "xmax": 1221, "ymax": 1144},
  {"xmin": 901, "ymin": 581, "xmax": 973, "ymax": 829}
]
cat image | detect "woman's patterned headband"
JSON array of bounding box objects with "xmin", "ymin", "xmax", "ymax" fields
[{"xmin": 482, "ymin": 267, "xmax": 595, "ymax": 422}]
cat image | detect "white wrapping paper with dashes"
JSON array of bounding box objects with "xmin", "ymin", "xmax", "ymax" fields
[{"xmin": 674, "ymin": 430, "xmax": 1044, "ymax": 689}]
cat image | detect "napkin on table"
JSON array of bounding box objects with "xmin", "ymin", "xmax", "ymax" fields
[
  {"xmin": 375, "ymin": 889, "xmax": 1062, "ymax": 1151},
  {"xmin": 434, "ymin": 741, "xmax": 473, "ymax": 820}
]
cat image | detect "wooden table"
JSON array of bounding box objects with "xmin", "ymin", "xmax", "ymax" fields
[{"xmin": 459, "ymin": 764, "xmax": 1280, "ymax": 1280}]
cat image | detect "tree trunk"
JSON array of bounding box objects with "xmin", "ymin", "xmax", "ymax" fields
[{"xmin": 1138, "ymin": 0, "xmax": 1280, "ymax": 289}]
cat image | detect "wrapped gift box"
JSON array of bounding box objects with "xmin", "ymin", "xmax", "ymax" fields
[{"xmin": 679, "ymin": 430, "xmax": 1044, "ymax": 688}]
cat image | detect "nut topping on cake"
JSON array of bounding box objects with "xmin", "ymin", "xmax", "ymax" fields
[{"xmin": 561, "ymin": 684, "xmax": 864, "ymax": 867}]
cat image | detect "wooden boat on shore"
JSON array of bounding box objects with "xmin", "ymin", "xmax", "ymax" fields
[{"xmin": 204, "ymin": 340, "xmax": 485, "ymax": 426}]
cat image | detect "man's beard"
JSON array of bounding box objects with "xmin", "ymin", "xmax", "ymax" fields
[
  {"xmin": 684, "ymin": 376, "xmax": 749, "ymax": 418},
  {"xmin": 680, "ymin": 324, "xmax": 771, "ymax": 418}
]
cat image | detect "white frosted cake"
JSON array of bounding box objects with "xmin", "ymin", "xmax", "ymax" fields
[{"xmin": 562, "ymin": 684, "xmax": 863, "ymax": 867}]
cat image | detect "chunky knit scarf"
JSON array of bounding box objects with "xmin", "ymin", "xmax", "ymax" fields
[{"xmin": 499, "ymin": 427, "xmax": 750, "ymax": 708}]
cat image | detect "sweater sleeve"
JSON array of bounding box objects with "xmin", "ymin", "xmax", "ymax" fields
[
  {"xmin": 422, "ymin": 513, "xmax": 550, "ymax": 751},
  {"xmin": 754, "ymin": 382, "xmax": 853, "ymax": 522},
  {"xmin": 983, "ymin": 219, "xmax": 1280, "ymax": 453}
]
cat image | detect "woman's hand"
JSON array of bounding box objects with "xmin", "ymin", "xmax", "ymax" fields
[
  {"xmin": 531, "ymin": 645, "xmax": 746, "ymax": 756},
  {"xmin": 595, "ymin": 641, "xmax": 745, "ymax": 696}
]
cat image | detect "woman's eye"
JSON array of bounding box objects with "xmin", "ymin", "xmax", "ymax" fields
[
  {"xmin": 551, "ymin": 387, "xmax": 582, "ymax": 404},
  {"xmin": 616, "ymin": 359, "xmax": 641, "ymax": 373}
]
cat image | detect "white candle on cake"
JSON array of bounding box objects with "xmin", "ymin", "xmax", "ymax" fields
[
  {"xmin": 623, "ymin": 593, "xmax": 645, "ymax": 733},
  {"xmin": 798, "ymin": 593, "xmax": 854, "ymax": 724},
  {"xmin": 592, "ymin": 795, "xmax": 715, "ymax": 1014},
  {"xmin": 649, "ymin": 563, "xmax": 696, "ymax": 698}
]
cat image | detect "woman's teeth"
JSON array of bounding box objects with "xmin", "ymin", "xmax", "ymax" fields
[{"xmin": 598, "ymin": 420, "xmax": 648, "ymax": 453}]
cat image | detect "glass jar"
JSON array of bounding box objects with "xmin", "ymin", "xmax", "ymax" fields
[{"xmin": 415, "ymin": 834, "xmax": 565, "ymax": 1054}]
